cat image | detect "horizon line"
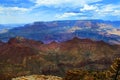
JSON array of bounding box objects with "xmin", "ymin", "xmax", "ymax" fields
[{"xmin": 1, "ymin": 19, "xmax": 120, "ymax": 24}]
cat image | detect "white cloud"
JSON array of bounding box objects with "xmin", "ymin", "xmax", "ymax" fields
[
  {"xmin": 96, "ymin": 4, "xmax": 120, "ymax": 15},
  {"xmin": 113, "ymin": 10, "xmax": 120, "ymax": 16},
  {"xmin": 89, "ymin": 3, "xmax": 120, "ymax": 19},
  {"xmin": 30, "ymin": 0, "xmax": 102, "ymax": 8},
  {"xmin": 80, "ymin": 4, "xmax": 98, "ymax": 11},
  {"xmin": 98, "ymin": 4, "xmax": 118, "ymax": 14},
  {"xmin": 10, "ymin": 7, "xmax": 29, "ymax": 12},
  {"xmin": 0, "ymin": 7, "xmax": 4, "ymax": 13},
  {"xmin": 29, "ymin": 0, "xmax": 120, "ymax": 20},
  {"xmin": 2, "ymin": 7, "xmax": 28, "ymax": 12},
  {"xmin": 0, "ymin": 6, "xmax": 30, "ymax": 15},
  {"xmin": 55, "ymin": 12, "xmax": 83, "ymax": 18},
  {"xmin": 1, "ymin": 0, "xmax": 120, "ymax": 23},
  {"xmin": 0, "ymin": 7, "xmax": 3, "ymax": 10}
]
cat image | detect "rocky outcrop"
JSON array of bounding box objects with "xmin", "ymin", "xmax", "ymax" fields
[
  {"xmin": 12, "ymin": 75, "xmax": 63, "ymax": 80},
  {"xmin": 0, "ymin": 37, "xmax": 120, "ymax": 80}
]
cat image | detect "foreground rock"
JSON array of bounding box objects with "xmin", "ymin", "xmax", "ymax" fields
[{"xmin": 12, "ymin": 75, "xmax": 63, "ymax": 80}]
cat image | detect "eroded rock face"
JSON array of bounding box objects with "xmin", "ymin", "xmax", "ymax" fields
[
  {"xmin": 12, "ymin": 75, "xmax": 63, "ymax": 80},
  {"xmin": 0, "ymin": 37, "xmax": 120, "ymax": 80}
]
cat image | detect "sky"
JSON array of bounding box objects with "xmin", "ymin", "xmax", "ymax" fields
[{"xmin": 0, "ymin": 0, "xmax": 120, "ymax": 24}]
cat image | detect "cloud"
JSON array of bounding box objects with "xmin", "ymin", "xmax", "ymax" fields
[
  {"xmin": 1, "ymin": 0, "xmax": 120, "ymax": 23},
  {"xmin": 94, "ymin": 4, "xmax": 120, "ymax": 18},
  {"xmin": 104, "ymin": 4, "xmax": 120, "ymax": 16},
  {"xmin": 0, "ymin": 7, "xmax": 3, "ymax": 13},
  {"xmin": 99, "ymin": 4, "xmax": 120, "ymax": 13},
  {"xmin": 55, "ymin": 2, "xmax": 120, "ymax": 20},
  {"xmin": 8, "ymin": 7, "xmax": 29, "ymax": 12},
  {"xmin": 55, "ymin": 12, "xmax": 84, "ymax": 18},
  {"xmin": 80, "ymin": 4, "xmax": 98, "ymax": 11},
  {"xmin": 30, "ymin": 0, "xmax": 102, "ymax": 8},
  {"xmin": 113, "ymin": 10, "xmax": 120, "ymax": 16},
  {"xmin": 0, "ymin": 6, "xmax": 30, "ymax": 15}
]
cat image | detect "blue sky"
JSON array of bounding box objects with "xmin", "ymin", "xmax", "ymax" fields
[{"xmin": 0, "ymin": 0, "xmax": 120, "ymax": 24}]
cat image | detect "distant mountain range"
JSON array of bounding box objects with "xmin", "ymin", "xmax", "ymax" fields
[
  {"xmin": 0, "ymin": 24, "xmax": 24, "ymax": 34},
  {"xmin": 0, "ymin": 20, "xmax": 120, "ymax": 44}
]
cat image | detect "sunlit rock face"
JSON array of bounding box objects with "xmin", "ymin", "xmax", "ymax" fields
[
  {"xmin": 0, "ymin": 20, "xmax": 120, "ymax": 44},
  {"xmin": 12, "ymin": 75, "xmax": 63, "ymax": 80}
]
